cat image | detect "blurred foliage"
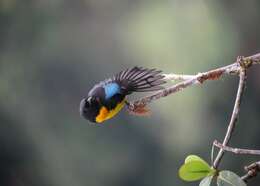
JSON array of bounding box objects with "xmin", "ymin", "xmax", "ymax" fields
[{"xmin": 0, "ymin": 0, "xmax": 260, "ymax": 186}]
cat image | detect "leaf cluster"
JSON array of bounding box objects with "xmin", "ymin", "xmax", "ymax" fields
[{"xmin": 179, "ymin": 155, "xmax": 246, "ymax": 186}]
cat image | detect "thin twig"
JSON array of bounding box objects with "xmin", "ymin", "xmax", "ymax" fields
[
  {"xmin": 163, "ymin": 73, "xmax": 196, "ymax": 82},
  {"xmin": 241, "ymin": 161, "xmax": 260, "ymax": 183},
  {"xmin": 213, "ymin": 140, "xmax": 260, "ymax": 155},
  {"xmin": 213, "ymin": 57, "xmax": 247, "ymax": 169},
  {"xmin": 127, "ymin": 53, "xmax": 260, "ymax": 113}
]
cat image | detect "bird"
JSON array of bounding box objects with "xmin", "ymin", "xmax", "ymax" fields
[{"xmin": 79, "ymin": 67, "xmax": 166, "ymax": 123}]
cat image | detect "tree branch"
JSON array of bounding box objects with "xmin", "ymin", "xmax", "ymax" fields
[
  {"xmin": 213, "ymin": 58, "xmax": 247, "ymax": 169},
  {"xmin": 241, "ymin": 161, "xmax": 260, "ymax": 183},
  {"xmin": 213, "ymin": 140, "xmax": 260, "ymax": 155},
  {"xmin": 127, "ymin": 53, "xmax": 260, "ymax": 113},
  {"xmin": 162, "ymin": 73, "xmax": 196, "ymax": 82},
  {"xmin": 127, "ymin": 53, "xmax": 260, "ymax": 183}
]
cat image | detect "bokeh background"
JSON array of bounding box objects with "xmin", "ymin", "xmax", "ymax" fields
[{"xmin": 1, "ymin": 0, "xmax": 260, "ymax": 185}]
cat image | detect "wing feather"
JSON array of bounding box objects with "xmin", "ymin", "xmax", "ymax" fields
[{"xmin": 115, "ymin": 66, "xmax": 166, "ymax": 93}]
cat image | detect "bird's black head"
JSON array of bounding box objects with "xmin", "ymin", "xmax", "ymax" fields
[{"xmin": 80, "ymin": 97, "xmax": 101, "ymax": 123}]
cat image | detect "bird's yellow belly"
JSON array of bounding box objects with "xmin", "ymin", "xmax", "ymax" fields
[{"xmin": 95, "ymin": 99, "xmax": 126, "ymax": 123}]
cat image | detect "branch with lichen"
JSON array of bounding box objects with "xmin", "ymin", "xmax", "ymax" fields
[
  {"xmin": 127, "ymin": 52, "xmax": 260, "ymax": 184},
  {"xmin": 127, "ymin": 53, "xmax": 260, "ymax": 113}
]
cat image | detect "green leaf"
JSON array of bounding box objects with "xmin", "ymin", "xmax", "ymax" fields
[
  {"xmin": 185, "ymin": 155, "xmax": 208, "ymax": 164},
  {"xmin": 179, "ymin": 161, "xmax": 212, "ymax": 181},
  {"xmin": 179, "ymin": 155, "xmax": 216, "ymax": 182},
  {"xmin": 200, "ymin": 176, "xmax": 213, "ymax": 186},
  {"xmin": 217, "ymin": 171, "xmax": 246, "ymax": 186}
]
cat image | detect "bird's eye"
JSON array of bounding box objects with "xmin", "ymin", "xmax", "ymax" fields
[
  {"xmin": 87, "ymin": 97, "xmax": 92, "ymax": 102},
  {"xmin": 87, "ymin": 97, "xmax": 97, "ymax": 106},
  {"xmin": 86, "ymin": 96, "xmax": 100, "ymax": 106}
]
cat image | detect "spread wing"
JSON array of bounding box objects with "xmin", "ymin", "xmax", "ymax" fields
[{"xmin": 114, "ymin": 66, "xmax": 166, "ymax": 94}]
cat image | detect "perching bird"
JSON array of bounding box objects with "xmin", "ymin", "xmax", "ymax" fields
[{"xmin": 80, "ymin": 67, "xmax": 166, "ymax": 123}]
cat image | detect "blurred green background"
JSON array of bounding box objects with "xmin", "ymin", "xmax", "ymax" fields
[{"xmin": 0, "ymin": 0, "xmax": 260, "ymax": 185}]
